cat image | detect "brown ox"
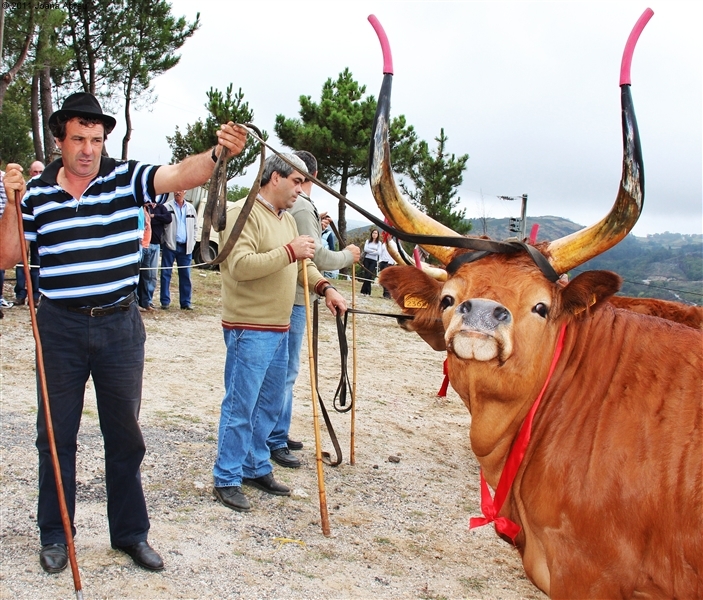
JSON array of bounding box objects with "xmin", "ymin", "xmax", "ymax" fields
[
  {"xmin": 380, "ymin": 259, "xmax": 703, "ymax": 598},
  {"xmin": 366, "ymin": 10, "xmax": 702, "ymax": 598}
]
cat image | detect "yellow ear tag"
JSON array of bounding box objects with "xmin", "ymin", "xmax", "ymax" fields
[{"xmin": 404, "ymin": 295, "xmax": 429, "ymax": 309}]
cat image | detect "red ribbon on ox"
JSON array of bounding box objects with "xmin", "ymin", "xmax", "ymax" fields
[
  {"xmin": 437, "ymin": 359, "xmax": 450, "ymax": 397},
  {"xmin": 469, "ymin": 323, "xmax": 567, "ymax": 544}
]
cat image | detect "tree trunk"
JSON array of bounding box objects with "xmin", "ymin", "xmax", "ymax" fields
[
  {"xmin": 338, "ymin": 163, "xmax": 349, "ymax": 245},
  {"xmin": 40, "ymin": 65, "xmax": 56, "ymax": 162},
  {"xmin": 0, "ymin": 7, "xmax": 35, "ymax": 111},
  {"xmin": 31, "ymin": 72, "xmax": 44, "ymax": 162},
  {"xmin": 121, "ymin": 82, "xmax": 132, "ymax": 160}
]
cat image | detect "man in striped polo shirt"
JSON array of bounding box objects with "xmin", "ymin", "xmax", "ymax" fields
[{"xmin": 0, "ymin": 93, "xmax": 247, "ymax": 574}]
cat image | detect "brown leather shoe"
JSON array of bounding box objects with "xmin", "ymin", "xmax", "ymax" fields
[
  {"xmin": 40, "ymin": 544, "xmax": 68, "ymax": 573},
  {"xmin": 113, "ymin": 541, "xmax": 164, "ymax": 571}
]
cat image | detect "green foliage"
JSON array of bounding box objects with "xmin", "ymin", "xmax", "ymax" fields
[
  {"xmin": 60, "ymin": 0, "xmax": 125, "ymax": 102},
  {"xmin": 274, "ymin": 68, "xmax": 418, "ymax": 241},
  {"xmin": 0, "ymin": 81, "xmax": 35, "ymax": 167},
  {"xmin": 227, "ymin": 185, "xmax": 251, "ymax": 202},
  {"xmin": 399, "ymin": 128, "xmax": 471, "ymax": 235},
  {"xmin": 167, "ymin": 84, "xmax": 265, "ymax": 181}
]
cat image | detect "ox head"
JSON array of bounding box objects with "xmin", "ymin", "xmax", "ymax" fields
[
  {"xmin": 368, "ymin": 14, "xmax": 647, "ymax": 353},
  {"xmin": 368, "ymin": 11, "xmax": 650, "ymax": 438}
]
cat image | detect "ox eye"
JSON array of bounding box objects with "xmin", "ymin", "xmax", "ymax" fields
[
  {"xmin": 532, "ymin": 303, "xmax": 549, "ymax": 318},
  {"xmin": 440, "ymin": 295, "xmax": 454, "ymax": 311}
]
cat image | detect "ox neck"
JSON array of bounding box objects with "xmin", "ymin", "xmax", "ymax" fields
[{"xmin": 469, "ymin": 323, "xmax": 568, "ymax": 544}]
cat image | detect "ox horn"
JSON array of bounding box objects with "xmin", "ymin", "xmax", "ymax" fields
[
  {"xmin": 368, "ymin": 15, "xmax": 462, "ymax": 267},
  {"xmin": 544, "ymin": 9, "xmax": 652, "ymax": 274}
]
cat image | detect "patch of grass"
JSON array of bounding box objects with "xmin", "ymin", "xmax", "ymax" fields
[{"xmin": 459, "ymin": 576, "xmax": 486, "ymax": 592}]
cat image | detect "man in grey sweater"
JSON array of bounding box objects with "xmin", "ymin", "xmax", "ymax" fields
[{"xmin": 267, "ymin": 150, "xmax": 360, "ymax": 468}]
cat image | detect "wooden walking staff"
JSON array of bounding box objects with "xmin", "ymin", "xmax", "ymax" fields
[
  {"xmin": 350, "ymin": 268, "xmax": 357, "ymax": 465},
  {"xmin": 14, "ymin": 192, "xmax": 84, "ymax": 599},
  {"xmin": 300, "ymin": 259, "xmax": 331, "ymax": 536}
]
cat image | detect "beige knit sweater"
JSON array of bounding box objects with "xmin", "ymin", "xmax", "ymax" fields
[{"xmin": 219, "ymin": 198, "xmax": 327, "ymax": 331}]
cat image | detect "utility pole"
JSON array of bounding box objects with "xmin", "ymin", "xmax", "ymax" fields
[{"xmin": 498, "ymin": 194, "xmax": 528, "ymax": 239}]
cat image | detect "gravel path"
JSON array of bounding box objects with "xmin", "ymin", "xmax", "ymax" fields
[{"xmin": 1, "ymin": 275, "xmax": 542, "ymax": 599}]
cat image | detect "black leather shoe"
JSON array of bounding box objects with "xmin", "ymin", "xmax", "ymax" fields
[
  {"xmin": 40, "ymin": 544, "xmax": 68, "ymax": 573},
  {"xmin": 286, "ymin": 437, "xmax": 304, "ymax": 451},
  {"xmin": 270, "ymin": 447, "xmax": 301, "ymax": 469},
  {"xmin": 213, "ymin": 486, "xmax": 251, "ymax": 512},
  {"xmin": 113, "ymin": 541, "xmax": 164, "ymax": 571},
  {"xmin": 243, "ymin": 473, "xmax": 291, "ymax": 496}
]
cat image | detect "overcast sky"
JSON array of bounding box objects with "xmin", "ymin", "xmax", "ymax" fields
[{"xmin": 104, "ymin": 1, "xmax": 702, "ymax": 237}]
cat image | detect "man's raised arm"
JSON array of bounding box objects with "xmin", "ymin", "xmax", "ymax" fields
[{"xmin": 154, "ymin": 122, "xmax": 248, "ymax": 195}]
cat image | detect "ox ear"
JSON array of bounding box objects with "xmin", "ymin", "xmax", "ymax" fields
[
  {"xmin": 379, "ymin": 266, "xmax": 447, "ymax": 351},
  {"xmin": 560, "ymin": 270, "xmax": 622, "ymax": 317}
]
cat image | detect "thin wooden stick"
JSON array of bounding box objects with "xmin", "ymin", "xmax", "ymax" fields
[
  {"xmin": 350, "ymin": 268, "xmax": 357, "ymax": 465},
  {"xmin": 301, "ymin": 259, "xmax": 331, "ymax": 536},
  {"xmin": 14, "ymin": 191, "xmax": 83, "ymax": 599}
]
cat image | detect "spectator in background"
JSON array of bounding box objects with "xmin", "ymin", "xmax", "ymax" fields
[
  {"xmin": 137, "ymin": 197, "xmax": 171, "ymax": 310},
  {"xmin": 0, "ymin": 165, "xmax": 8, "ymax": 317},
  {"xmin": 320, "ymin": 223, "xmax": 339, "ymax": 279},
  {"xmin": 14, "ymin": 161, "xmax": 45, "ymax": 305},
  {"xmin": 160, "ymin": 190, "xmax": 197, "ymax": 310},
  {"xmin": 378, "ymin": 241, "xmax": 397, "ymax": 299},
  {"xmin": 360, "ymin": 228, "xmax": 381, "ymax": 296}
]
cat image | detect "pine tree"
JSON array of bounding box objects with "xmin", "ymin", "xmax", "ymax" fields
[
  {"xmin": 274, "ymin": 68, "xmax": 418, "ymax": 242},
  {"xmin": 167, "ymin": 84, "xmax": 264, "ymax": 181},
  {"xmin": 400, "ymin": 128, "xmax": 471, "ymax": 235}
]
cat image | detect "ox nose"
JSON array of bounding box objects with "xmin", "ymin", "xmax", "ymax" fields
[{"xmin": 456, "ymin": 299, "xmax": 511, "ymax": 331}]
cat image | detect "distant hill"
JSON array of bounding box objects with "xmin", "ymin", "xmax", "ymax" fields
[{"xmin": 348, "ymin": 216, "xmax": 702, "ymax": 306}]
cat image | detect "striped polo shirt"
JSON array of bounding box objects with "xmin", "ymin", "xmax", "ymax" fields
[{"xmin": 21, "ymin": 157, "xmax": 160, "ymax": 307}]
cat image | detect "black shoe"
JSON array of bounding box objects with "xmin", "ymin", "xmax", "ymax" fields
[
  {"xmin": 213, "ymin": 486, "xmax": 251, "ymax": 512},
  {"xmin": 286, "ymin": 437, "xmax": 304, "ymax": 451},
  {"xmin": 40, "ymin": 543, "xmax": 68, "ymax": 573},
  {"xmin": 112, "ymin": 541, "xmax": 164, "ymax": 571},
  {"xmin": 160, "ymin": 304, "xmax": 169, "ymax": 310},
  {"xmin": 270, "ymin": 447, "xmax": 301, "ymax": 469},
  {"xmin": 15, "ymin": 297, "xmax": 26, "ymax": 305},
  {"xmin": 180, "ymin": 305, "xmax": 193, "ymax": 310},
  {"xmin": 243, "ymin": 473, "xmax": 291, "ymax": 496}
]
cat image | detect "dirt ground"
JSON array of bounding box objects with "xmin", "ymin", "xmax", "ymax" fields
[{"xmin": 0, "ymin": 270, "xmax": 543, "ymax": 600}]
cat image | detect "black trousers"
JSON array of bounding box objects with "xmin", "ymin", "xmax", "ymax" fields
[
  {"xmin": 361, "ymin": 258, "xmax": 377, "ymax": 295},
  {"xmin": 35, "ymin": 298, "xmax": 150, "ymax": 546}
]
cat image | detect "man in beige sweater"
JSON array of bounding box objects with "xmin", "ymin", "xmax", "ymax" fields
[{"xmin": 213, "ymin": 153, "xmax": 346, "ymax": 512}]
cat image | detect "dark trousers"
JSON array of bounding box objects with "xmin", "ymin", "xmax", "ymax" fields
[
  {"xmin": 379, "ymin": 261, "xmax": 391, "ymax": 298},
  {"xmin": 15, "ymin": 241, "xmax": 40, "ymax": 301},
  {"xmin": 361, "ymin": 258, "xmax": 377, "ymax": 295},
  {"xmin": 35, "ymin": 298, "xmax": 150, "ymax": 546}
]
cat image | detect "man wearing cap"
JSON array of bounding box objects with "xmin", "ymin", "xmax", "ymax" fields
[{"xmin": 0, "ymin": 92, "xmax": 247, "ymax": 574}]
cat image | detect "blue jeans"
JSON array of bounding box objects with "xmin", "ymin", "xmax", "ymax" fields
[
  {"xmin": 268, "ymin": 304, "xmax": 306, "ymax": 451},
  {"xmin": 213, "ymin": 328, "xmax": 288, "ymax": 488},
  {"xmin": 137, "ymin": 244, "xmax": 160, "ymax": 307},
  {"xmin": 35, "ymin": 297, "xmax": 150, "ymax": 546},
  {"xmin": 160, "ymin": 243, "xmax": 192, "ymax": 308}
]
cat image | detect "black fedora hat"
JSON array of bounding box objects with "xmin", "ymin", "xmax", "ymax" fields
[{"xmin": 49, "ymin": 92, "xmax": 117, "ymax": 134}]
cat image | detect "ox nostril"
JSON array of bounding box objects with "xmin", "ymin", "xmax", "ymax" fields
[
  {"xmin": 493, "ymin": 306, "xmax": 510, "ymax": 322},
  {"xmin": 457, "ymin": 301, "xmax": 472, "ymax": 315}
]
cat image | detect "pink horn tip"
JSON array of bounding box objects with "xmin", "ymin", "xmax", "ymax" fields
[
  {"xmin": 368, "ymin": 15, "xmax": 394, "ymax": 75},
  {"xmin": 413, "ymin": 247, "xmax": 422, "ymax": 270},
  {"xmin": 620, "ymin": 8, "xmax": 654, "ymax": 86}
]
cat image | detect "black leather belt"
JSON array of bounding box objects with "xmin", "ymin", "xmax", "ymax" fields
[{"xmin": 58, "ymin": 292, "xmax": 137, "ymax": 317}]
